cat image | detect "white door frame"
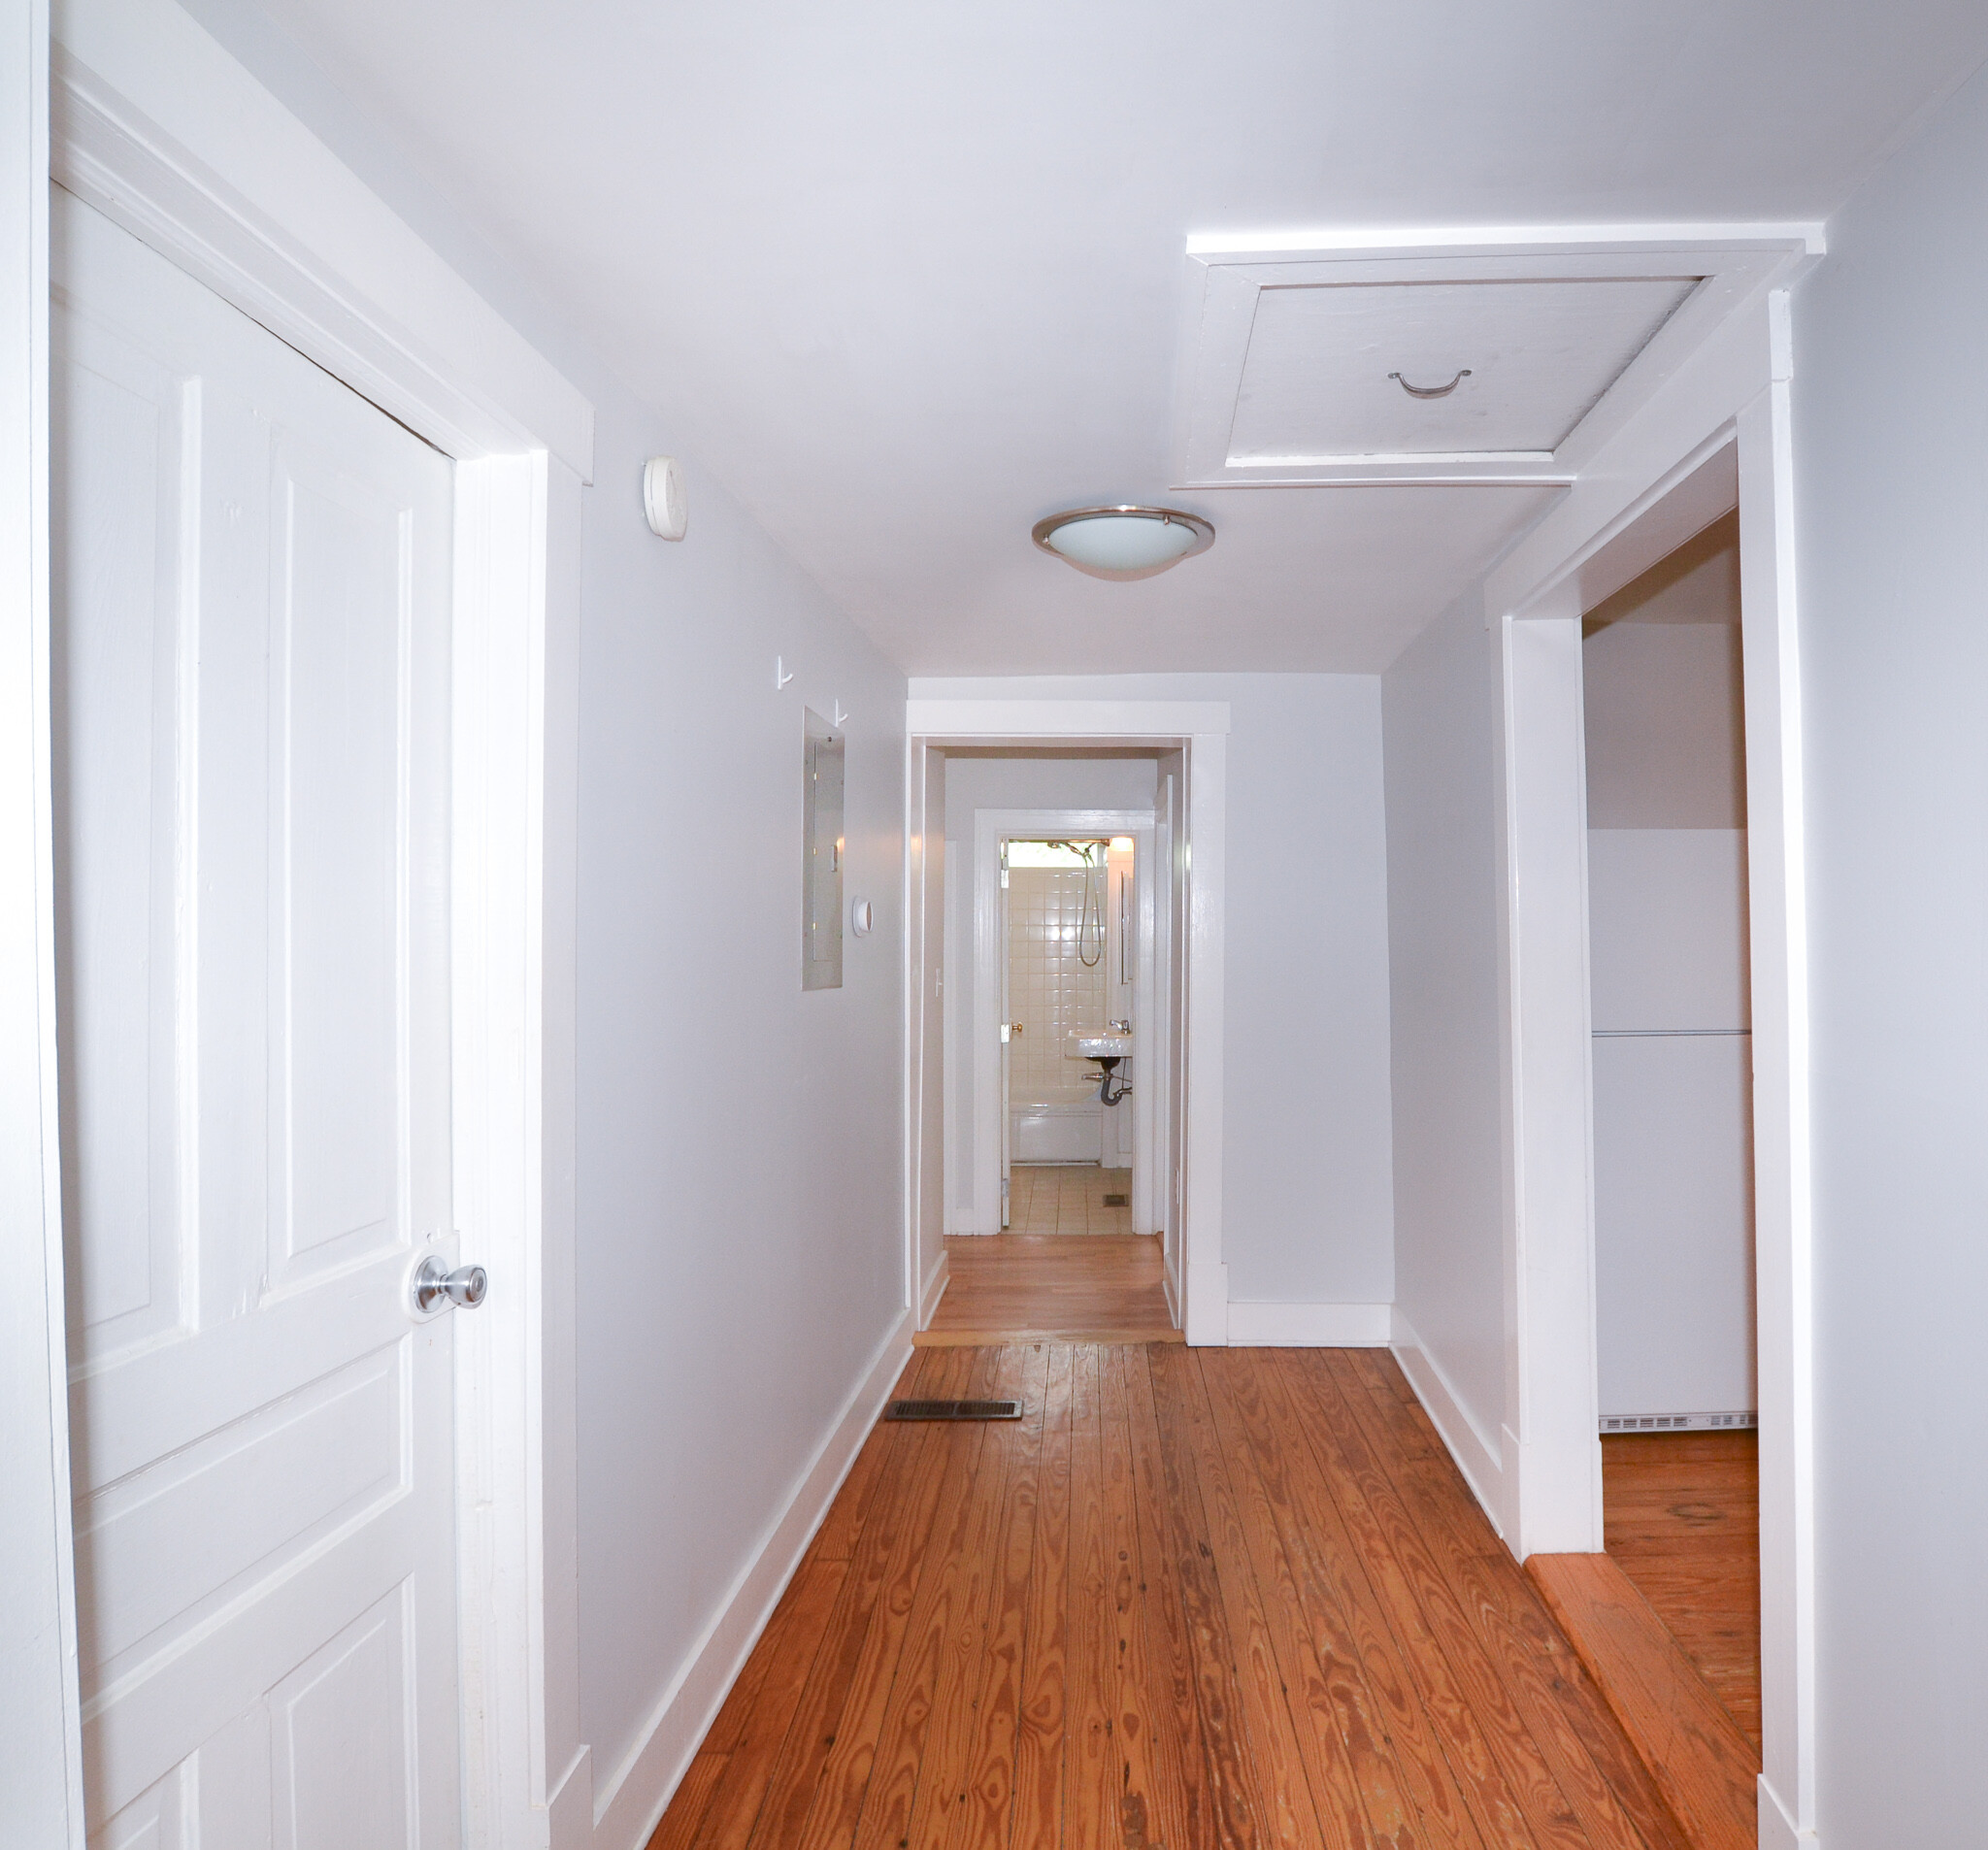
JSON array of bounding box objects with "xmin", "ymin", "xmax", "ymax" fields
[
  {"xmin": 907, "ymin": 700, "xmax": 1231, "ymax": 1344},
  {"xmin": 1484, "ymin": 281, "xmax": 1818, "ymax": 1848},
  {"xmin": 969, "ymin": 809, "xmax": 1157, "ymax": 1235},
  {"xmin": 8, "ymin": 3, "xmax": 596, "ymax": 1842},
  {"xmin": 3, "ymin": 4, "xmax": 88, "ymax": 1842}
]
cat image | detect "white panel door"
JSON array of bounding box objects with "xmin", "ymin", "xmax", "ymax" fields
[{"xmin": 50, "ymin": 188, "xmax": 461, "ymax": 1847}]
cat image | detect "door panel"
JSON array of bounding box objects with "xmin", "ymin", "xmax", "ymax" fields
[{"xmin": 52, "ymin": 187, "xmax": 459, "ymax": 1843}]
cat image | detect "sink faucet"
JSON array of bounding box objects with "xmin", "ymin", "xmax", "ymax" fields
[{"xmin": 1108, "ymin": 1019, "xmax": 1132, "ymax": 1034}]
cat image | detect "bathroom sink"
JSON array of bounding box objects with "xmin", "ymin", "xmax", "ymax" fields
[{"xmin": 1067, "ymin": 1031, "xmax": 1133, "ymax": 1061}]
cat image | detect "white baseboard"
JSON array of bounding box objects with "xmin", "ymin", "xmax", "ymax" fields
[
  {"xmin": 1162, "ymin": 1257, "xmax": 1182, "ymax": 1330},
  {"xmin": 918, "ymin": 1251, "xmax": 950, "ymax": 1329},
  {"xmin": 1758, "ymin": 1773, "xmax": 1817, "ymax": 1849},
  {"xmin": 1226, "ymin": 1301, "xmax": 1392, "ymax": 1346},
  {"xmin": 1389, "ymin": 1309, "xmax": 1506, "ymax": 1537},
  {"xmin": 591, "ymin": 1308, "xmax": 914, "ymax": 1850},
  {"xmin": 547, "ymin": 1745, "xmax": 592, "ymax": 1850}
]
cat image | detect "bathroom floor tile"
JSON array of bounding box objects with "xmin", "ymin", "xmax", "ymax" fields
[{"xmin": 1007, "ymin": 1164, "xmax": 1136, "ymax": 1235}]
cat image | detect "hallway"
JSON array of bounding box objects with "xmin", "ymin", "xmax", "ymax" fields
[{"xmin": 649, "ymin": 1344, "xmax": 1693, "ymax": 1850}]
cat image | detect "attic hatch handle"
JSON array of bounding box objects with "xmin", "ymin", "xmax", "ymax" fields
[{"xmin": 1390, "ymin": 368, "xmax": 1472, "ymax": 400}]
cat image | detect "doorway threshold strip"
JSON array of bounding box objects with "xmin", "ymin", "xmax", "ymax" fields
[{"xmin": 883, "ymin": 1399, "xmax": 1024, "ymax": 1422}]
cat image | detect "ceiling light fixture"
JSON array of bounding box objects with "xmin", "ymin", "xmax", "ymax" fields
[{"xmin": 1031, "ymin": 505, "xmax": 1215, "ymax": 581}]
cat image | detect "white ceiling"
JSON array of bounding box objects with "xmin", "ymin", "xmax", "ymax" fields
[{"xmin": 230, "ymin": 0, "xmax": 1988, "ymax": 675}]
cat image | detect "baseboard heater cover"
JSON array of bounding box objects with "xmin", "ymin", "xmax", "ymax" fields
[
  {"xmin": 884, "ymin": 1399, "xmax": 1023, "ymax": 1422},
  {"xmin": 1601, "ymin": 1410, "xmax": 1757, "ymax": 1433}
]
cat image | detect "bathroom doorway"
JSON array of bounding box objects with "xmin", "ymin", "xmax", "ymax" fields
[
  {"xmin": 1000, "ymin": 836, "xmax": 1138, "ymax": 1231},
  {"xmin": 968, "ymin": 810, "xmax": 1160, "ymax": 1242}
]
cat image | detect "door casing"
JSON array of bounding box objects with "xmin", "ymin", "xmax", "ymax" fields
[
  {"xmin": 908, "ymin": 701, "xmax": 1231, "ymax": 1344},
  {"xmin": 1482, "ymin": 282, "xmax": 1820, "ymax": 1848}
]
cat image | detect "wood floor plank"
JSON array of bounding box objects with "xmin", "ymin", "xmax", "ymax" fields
[
  {"xmin": 1064, "ymin": 1347, "xmax": 1119, "ymax": 1850},
  {"xmin": 1270, "ymin": 1351, "xmax": 1549, "ymax": 1850},
  {"xmin": 899, "ymin": 1348, "xmax": 1037, "ymax": 1849},
  {"xmin": 1138, "ymin": 1348, "xmax": 1265, "ymax": 1848},
  {"xmin": 1528, "ymin": 1555, "xmax": 1757, "ymax": 1850},
  {"xmin": 1320, "ymin": 1353, "xmax": 1694, "ymax": 1850},
  {"xmin": 1602, "ymin": 1433, "xmax": 1762, "ymax": 1752},
  {"xmin": 1237, "ymin": 1348, "xmax": 1487, "ymax": 1850},
  {"xmin": 1199, "ymin": 1348, "xmax": 1426, "ymax": 1850},
  {"xmin": 845, "ymin": 1349, "xmax": 1013, "ymax": 1850},
  {"xmin": 787, "ymin": 1350, "xmax": 975, "ymax": 1850},
  {"xmin": 1342, "ymin": 1359, "xmax": 1696, "ymax": 1850},
  {"xmin": 811, "ymin": 1349, "xmax": 934, "ymax": 1566},
  {"xmin": 1292, "ymin": 1349, "xmax": 1614, "ymax": 1850},
  {"xmin": 682, "ymin": 1557, "xmax": 851, "ymax": 1850},
  {"xmin": 742, "ymin": 1357, "xmax": 965, "ymax": 1850},
  {"xmin": 944, "ymin": 1345, "xmax": 1054, "ymax": 1850},
  {"xmin": 1153, "ymin": 1347, "xmax": 1336, "ymax": 1850},
  {"xmin": 646, "ymin": 1753, "xmax": 728, "ymax": 1850},
  {"xmin": 1101, "ymin": 1345, "xmax": 1191, "ymax": 1850},
  {"xmin": 1011, "ymin": 1346, "xmax": 1075, "ymax": 1850},
  {"xmin": 1122, "ymin": 1342, "xmax": 1218, "ymax": 1850}
]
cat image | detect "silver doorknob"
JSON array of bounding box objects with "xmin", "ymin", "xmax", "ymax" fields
[{"xmin": 412, "ymin": 1255, "xmax": 488, "ymax": 1314}]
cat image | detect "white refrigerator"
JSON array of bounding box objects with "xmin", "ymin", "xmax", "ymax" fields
[{"xmin": 1588, "ymin": 831, "xmax": 1758, "ymax": 1423}]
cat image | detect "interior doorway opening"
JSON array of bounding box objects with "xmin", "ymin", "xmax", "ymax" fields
[
  {"xmin": 1580, "ymin": 502, "xmax": 1764, "ymax": 1759},
  {"xmin": 999, "ymin": 834, "xmax": 1141, "ymax": 1225},
  {"xmin": 902, "ymin": 735, "xmax": 1210, "ymax": 1345},
  {"xmin": 944, "ymin": 791, "xmax": 1173, "ymax": 1343}
]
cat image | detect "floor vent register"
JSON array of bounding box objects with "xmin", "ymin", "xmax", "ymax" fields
[{"xmin": 884, "ymin": 1400, "xmax": 1024, "ymax": 1422}]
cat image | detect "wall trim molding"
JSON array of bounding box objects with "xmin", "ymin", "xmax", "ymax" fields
[
  {"xmin": 48, "ymin": 0, "xmax": 592, "ymax": 477},
  {"xmin": 1758, "ymin": 1773, "xmax": 1816, "ymax": 1850},
  {"xmin": 1390, "ymin": 1311, "xmax": 1506, "ymax": 1536},
  {"xmin": 591, "ymin": 1308, "xmax": 914, "ymax": 1850},
  {"xmin": 918, "ymin": 1251, "xmax": 950, "ymax": 1330},
  {"xmin": 1226, "ymin": 1302, "xmax": 1392, "ymax": 1346}
]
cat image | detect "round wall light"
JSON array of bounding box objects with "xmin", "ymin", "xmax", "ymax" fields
[{"xmin": 1031, "ymin": 505, "xmax": 1214, "ymax": 581}]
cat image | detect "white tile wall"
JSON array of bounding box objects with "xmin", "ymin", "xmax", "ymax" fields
[{"xmin": 1007, "ymin": 867, "xmax": 1109, "ymax": 1101}]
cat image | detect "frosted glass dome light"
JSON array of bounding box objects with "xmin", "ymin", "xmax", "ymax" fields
[{"xmin": 1031, "ymin": 506, "xmax": 1215, "ymax": 581}]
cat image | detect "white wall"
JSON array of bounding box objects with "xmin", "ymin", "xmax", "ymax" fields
[
  {"xmin": 175, "ymin": 0, "xmax": 911, "ymax": 1810},
  {"xmin": 1377, "ymin": 593, "xmax": 1509, "ymax": 1451},
  {"xmin": 1790, "ymin": 54, "xmax": 1988, "ymax": 1847},
  {"xmin": 921, "ymin": 677, "xmax": 1397, "ymax": 1308},
  {"xmin": 1583, "ymin": 622, "xmax": 1746, "ymax": 828},
  {"xmin": 942, "ymin": 753, "xmax": 1159, "ymax": 1229}
]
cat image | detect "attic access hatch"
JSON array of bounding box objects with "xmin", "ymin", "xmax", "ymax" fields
[{"xmin": 1174, "ymin": 230, "xmax": 1821, "ymax": 488}]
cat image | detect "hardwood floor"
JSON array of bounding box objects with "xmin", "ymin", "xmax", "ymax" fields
[
  {"xmin": 919, "ymin": 1235, "xmax": 1179, "ymax": 1345},
  {"xmin": 1601, "ymin": 1433, "xmax": 1762, "ymax": 1752},
  {"xmin": 648, "ymin": 1345, "xmax": 1698, "ymax": 1850},
  {"xmin": 1526, "ymin": 1556, "xmax": 1756, "ymax": 1850}
]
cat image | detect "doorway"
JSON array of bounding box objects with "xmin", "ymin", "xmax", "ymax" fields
[
  {"xmin": 1002, "ymin": 835, "xmax": 1138, "ymax": 1231},
  {"xmin": 981, "ymin": 819, "xmax": 1155, "ymax": 1236},
  {"xmin": 1490, "ymin": 361, "xmax": 1814, "ymax": 1836},
  {"xmin": 1581, "ymin": 508, "xmax": 1764, "ymax": 1757},
  {"xmin": 940, "ymin": 793, "xmax": 1171, "ymax": 1341}
]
